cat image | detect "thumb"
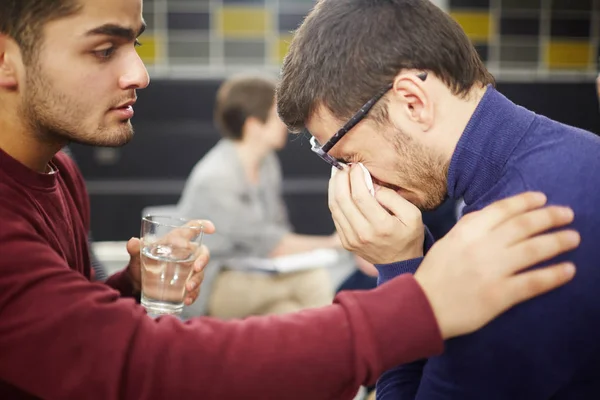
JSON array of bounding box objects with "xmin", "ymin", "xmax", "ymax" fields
[
  {"xmin": 375, "ymin": 186, "xmax": 421, "ymax": 225},
  {"xmin": 126, "ymin": 237, "xmax": 141, "ymax": 258}
]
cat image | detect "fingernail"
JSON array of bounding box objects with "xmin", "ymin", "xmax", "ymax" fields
[
  {"xmin": 195, "ymin": 260, "xmax": 207, "ymax": 271},
  {"xmin": 188, "ymin": 282, "xmax": 196, "ymax": 290},
  {"xmin": 532, "ymin": 192, "xmax": 547, "ymax": 203},
  {"xmin": 561, "ymin": 207, "xmax": 574, "ymax": 219},
  {"xmin": 563, "ymin": 263, "xmax": 576, "ymax": 278},
  {"xmin": 566, "ymin": 231, "xmax": 581, "ymax": 245}
]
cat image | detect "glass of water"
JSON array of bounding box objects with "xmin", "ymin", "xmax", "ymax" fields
[{"xmin": 140, "ymin": 216, "xmax": 204, "ymax": 316}]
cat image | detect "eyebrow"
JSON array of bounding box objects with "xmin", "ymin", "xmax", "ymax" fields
[{"xmin": 85, "ymin": 21, "xmax": 147, "ymax": 41}]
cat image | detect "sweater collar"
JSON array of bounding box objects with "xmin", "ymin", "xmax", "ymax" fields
[{"xmin": 446, "ymin": 86, "xmax": 535, "ymax": 206}]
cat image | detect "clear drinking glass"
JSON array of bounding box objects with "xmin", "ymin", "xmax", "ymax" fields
[{"xmin": 140, "ymin": 216, "xmax": 204, "ymax": 316}]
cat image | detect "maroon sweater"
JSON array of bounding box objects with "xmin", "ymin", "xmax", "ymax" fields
[{"xmin": 0, "ymin": 148, "xmax": 443, "ymax": 400}]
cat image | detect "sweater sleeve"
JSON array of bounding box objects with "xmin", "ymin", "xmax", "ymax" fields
[
  {"xmin": 0, "ymin": 207, "xmax": 444, "ymax": 400},
  {"xmin": 375, "ymin": 226, "xmax": 435, "ymax": 285},
  {"xmin": 374, "ymin": 225, "xmax": 436, "ymax": 399}
]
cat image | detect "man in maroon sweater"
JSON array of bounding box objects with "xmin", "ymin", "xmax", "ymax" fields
[{"xmin": 0, "ymin": 0, "xmax": 580, "ymax": 399}]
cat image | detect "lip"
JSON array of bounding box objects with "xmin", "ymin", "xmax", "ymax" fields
[
  {"xmin": 111, "ymin": 99, "xmax": 136, "ymax": 119},
  {"xmin": 114, "ymin": 99, "xmax": 137, "ymax": 109},
  {"xmin": 111, "ymin": 105, "xmax": 134, "ymax": 119}
]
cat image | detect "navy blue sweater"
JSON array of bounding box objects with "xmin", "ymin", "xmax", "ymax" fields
[{"xmin": 375, "ymin": 87, "xmax": 600, "ymax": 399}]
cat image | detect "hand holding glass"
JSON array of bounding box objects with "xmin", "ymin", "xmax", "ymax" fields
[{"xmin": 140, "ymin": 216, "xmax": 204, "ymax": 316}]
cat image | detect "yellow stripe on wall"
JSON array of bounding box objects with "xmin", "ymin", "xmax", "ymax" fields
[
  {"xmin": 217, "ymin": 6, "xmax": 270, "ymax": 39},
  {"xmin": 275, "ymin": 34, "xmax": 293, "ymax": 64},
  {"xmin": 450, "ymin": 11, "xmax": 492, "ymax": 42},
  {"xmin": 546, "ymin": 41, "xmax": 592, "ymax": 69},
  {"xmin": 136, "ymin": 34, "xmax": 159, "ymax": 65}
]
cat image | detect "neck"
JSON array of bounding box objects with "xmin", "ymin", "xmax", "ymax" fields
[
  {"xmin": 233, "ymin": 138, "xmax": 270, "ymax": 184},
  {"xmin": 0, "ymin": 103, "xmax": 64, "ymax": 173},
  {"xmin": 436, "ymin": 84, "xmax": 489, "ymax": 165}
]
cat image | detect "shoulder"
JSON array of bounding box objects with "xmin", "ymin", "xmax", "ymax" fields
[
  {"xmin": 188, "ymin": 141, "xmax": 241, "ymax": 185},
  {"xmin": 0, "ymin": 182, "xmax": 41, "ymax": 236},
  {"xmin": 509, "ymin": 118, "xmax": 600, "ymax": 207},
  {"xmin": 263, "ymin": 152, "xmax": 283, "ymax": 182},
  {"xmin": 513, "ymin": 116, "xmax": 600, "ymax": 175}
]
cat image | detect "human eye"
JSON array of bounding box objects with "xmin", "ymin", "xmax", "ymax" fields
[{"xmin": 93, "ymin": 45, "xmax": 116, "ymax": 61}]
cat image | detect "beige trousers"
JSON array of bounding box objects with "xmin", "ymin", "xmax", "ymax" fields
[{"xmin": 208, "ymin": 267, "xmax": 334, "ymax": 318}]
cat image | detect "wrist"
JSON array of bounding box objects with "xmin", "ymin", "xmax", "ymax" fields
[{"xmin": 413, "ymin": 274, "xmax": 447, "ymax": 338}]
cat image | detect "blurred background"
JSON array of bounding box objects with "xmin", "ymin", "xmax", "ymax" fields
[{"xmin": 70, "ymin": 0, "xmax": 600, "ymax": 243}]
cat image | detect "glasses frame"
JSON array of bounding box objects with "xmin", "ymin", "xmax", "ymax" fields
[{"xmin": 309, "ymin": 71, "xmax": 428, "ymax": 169}]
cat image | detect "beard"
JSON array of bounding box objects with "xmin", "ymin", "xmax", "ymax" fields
[
  {"xmin": 391, "ymin": 127, "xmax": 449, "ymax": 211},
  {"xmin": 20, "ymin": 61, "xmax": 134, "ymax": 148}
]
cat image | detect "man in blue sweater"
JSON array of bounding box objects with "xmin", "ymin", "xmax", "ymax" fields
[{"xmin": 276, "ymin": 0, "xmax": 600, "ymax": 398}]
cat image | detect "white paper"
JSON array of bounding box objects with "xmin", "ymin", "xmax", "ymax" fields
[{"xmin": 223, "ymin": 249, "xmax": 341, "ymax": 274}]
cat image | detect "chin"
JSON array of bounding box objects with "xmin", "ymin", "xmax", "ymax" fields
[{"xmin": 71, "ymin": 124, "xmax": 134, "ymax": 147}]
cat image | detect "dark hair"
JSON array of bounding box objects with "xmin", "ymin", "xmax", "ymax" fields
[
  {"xmin": 215, "ymin": 75, "xmax": 277, "ymax": 140},
  {"xmin": 0, "ymin": 0, "xmax": 82, "ymax": 63},
  {"xmin": 277, "ymin": 0, "xmax": 495, "ymax": 133}
]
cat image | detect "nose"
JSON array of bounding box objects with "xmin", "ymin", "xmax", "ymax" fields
[{"xmin": 119, "ymin": 50, "xmax": 150, "ymax": 90}]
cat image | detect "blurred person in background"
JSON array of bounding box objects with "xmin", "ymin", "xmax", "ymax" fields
[
  {"xmin": 0, "ymin": 0, "xmax": 582, "ymax": 399},
  {"xmin": 178, "ymin": 75, "xmax": 345, "ymax": 319},
  {"xmin": 277, "ymin": 0, "xmax": 600, "ymax": 399}
]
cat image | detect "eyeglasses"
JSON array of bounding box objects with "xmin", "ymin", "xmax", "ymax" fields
[{"xmin": 308, "ymin": 71, "xmax": 428, "ymax": 169}]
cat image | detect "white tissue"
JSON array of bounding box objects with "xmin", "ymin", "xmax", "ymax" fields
[{"xmin": 331, "ymin": 162, "xmax": 375, "ymax": 197}]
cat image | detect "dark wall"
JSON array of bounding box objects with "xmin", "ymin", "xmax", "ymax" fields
[{"xmin": 70, "ymin": 80, "xmax": 600, "ymax": 241}]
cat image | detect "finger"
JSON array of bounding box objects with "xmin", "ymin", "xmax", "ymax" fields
[
  {"xmin": 184, "ymin": 287, "xmax": 200, "ymax": 306},
  {"xmin": 329, "ymin": 170, "xmax": 361, "ymax": 248},
  {"xmin": 156, "ymin": 220, "xmax": 215, "ymax": 250},
  {"xmin": 193, "ymin": 245, "xmax": 210, "ymax": 272},
  {"xmin": 169, "ymin": 219, "xmax": 214, "ymax": 242},
  {"xmin": 186, "ymin": 270, "xmax": 205, "ymax": 292},
  {"xmin": 187, "ymin": 220, "xmax": 215, "ymax": 234},
  {"xmin": 505, "ymin": 230, "xmax": 580, "ymax": 274},
  {"xmin": 462, "ymin": 192, "xmax": 548, "ymax": 232},
  {"xmin": 348, "ymin": 164, "xmax": 393, "ymax": 224},
  {"xmin": 375, "ymin": 186, "xmax": 422, "ymax": 227},
  {"xmin": 126, "ymin": 237, "xmax": 141, "ymax": 257},
  {"xmin": 332, "ymin": 166, "xmax": 371, "ymax": 238},
  {"xmin": 500, "ymin": 262, "xmax": 575, "ymax": 312},
  {"xmin": 495, "ymin": 206, "xmax": 574, "ymax": 245},
  {"xmin": 332, "ymin": 219, "xmax": 349, "ymax": 248}
]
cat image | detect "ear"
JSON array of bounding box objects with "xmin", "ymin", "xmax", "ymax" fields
[
  {"xmin": 0, "ymin": 35, "xmax": 20, "ymax": 89},
  {"xmin": 391, "ymin": 71, "xmax": 434, "ymax": 130}
]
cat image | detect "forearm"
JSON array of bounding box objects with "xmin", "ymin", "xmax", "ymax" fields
[
  {"xmin": 269, "ymin": 233, "xmax": 336, "ymax": 257},
  {"xmin": 2, "ymin": 268, "xmax": 443, "ymax": 399}
]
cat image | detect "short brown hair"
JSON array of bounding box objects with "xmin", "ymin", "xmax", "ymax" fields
[
  {"xmin": 277, "ymin": 0, "xmax": 495, "ymax": 133},
  {"xmin": 0, "ymin": 0, "xmax": 82, "ymax": 63},
  {"xmin": 215, "ymin": 75, "xmax": 277, "ymax": 140}
]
